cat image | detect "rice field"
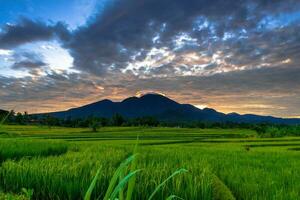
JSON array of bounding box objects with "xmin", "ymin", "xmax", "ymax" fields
[{"xmin": 0, "ymin": 125, "xmax": 300, "ymax": 200}]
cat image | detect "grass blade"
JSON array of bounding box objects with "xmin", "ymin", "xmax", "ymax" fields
[
  {"xmin": 125, "ymin": 138, "xmax": 139, "ymax": 200},
  {"xmin": 84, "ymin": 169, "xmax": 100, "ymax": 200},
  {"xmin": 22, "ymin": 188, "xmax": 34, "ymax": 200},
  {"xmin": 148, "ymin": 168, "xmax": 188, "ymax": 200},
  {"xmin": 110, "ymin": 169, "xmax": 142, "ymax": 200},
  {"xmin": 103, "ymin": 154, "xmax": 137, "ymax": 200},
  {"xmin": 166, "ymin": 195, "xmax": 184, "ymax": 200},
  {"xmin": 119, "ymin": 169, "xmax": 125, "ymax": 200}
]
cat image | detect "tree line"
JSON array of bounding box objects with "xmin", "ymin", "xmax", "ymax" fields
[{"xmin": 1, "ymin": 110, "xmax": 300, "ymax": 137}]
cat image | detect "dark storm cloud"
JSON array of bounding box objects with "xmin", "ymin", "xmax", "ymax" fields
[
  {"xmin": 2, "ymin": 1, "xmax": 300, "ymax": 76},
  {"xmin": 0, "ymin": 18, "xmax": 69, "ymax": 49},
  {"xmin": 62, "ymin": 0, "xmax": 300, "ymax": 75}
]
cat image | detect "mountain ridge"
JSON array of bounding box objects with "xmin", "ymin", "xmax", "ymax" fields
[{"xmin": 33, "ymin": 93, "xmax": 300, "ymax": 124}]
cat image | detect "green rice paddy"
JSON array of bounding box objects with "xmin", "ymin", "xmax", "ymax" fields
[{"xmin": 0, "ymin": 125, "xmax": 299, "ymax": 199}]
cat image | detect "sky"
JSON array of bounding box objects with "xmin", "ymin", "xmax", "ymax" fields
[{"xmin": 0, "ymin": 0, "xmax": 300, "ymax": 118}]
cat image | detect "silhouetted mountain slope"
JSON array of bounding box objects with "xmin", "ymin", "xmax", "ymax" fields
[
  {"xmin": 37, "ymin": 93, "xmax": 300, "ymax": 124},
  {"xmin": 0, "ymin": 109, "xmax": 8, "ymax": 115},
  {"xmin": 0, "ymin": 109, "xmax": 9, "ymax": 121}
]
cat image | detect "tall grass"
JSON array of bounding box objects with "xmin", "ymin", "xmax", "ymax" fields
[
  {"xmin": 0, "ymin": 125, "xmax": 299, "ymax": 199},
  {"xmin": 0, "ymin": 145, "xmax": 212, "ymax": 199},
  {"xmin": 84, "ymin": 152, "xmax": 188, "ymax": 200},
  {"xmin": 0, "ymin": 139, "xmax": 68, "ymax": 163},
  {"xmin": 212, "ymin": 175, "xmax": 235, "ymax": 200}
]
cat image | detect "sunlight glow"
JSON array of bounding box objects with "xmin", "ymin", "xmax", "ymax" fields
[
  {"xmin": 195, "ymin": 104, "xmax": 207, "ymax": 109},
  {"xmin": 0, "ymin": 49, "xmax": 13, "ymax": 56},
  {"xmin": 135, "ymin": 90, "xmax": 166, "ymax": 97}
]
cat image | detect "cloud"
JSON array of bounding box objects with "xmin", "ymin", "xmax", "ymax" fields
[
  {"xmin": 0, "ymin": 71, "xmax": 108, "ymax": 113},
  {"xmin": 0, "ymin": 49, "xmax": 13, "ymax": 56},
  {"xmin": 11, "ymin": 52, "xmax": 46, "ymax": 70},
  {"xmin": 1, "ymin": 0, "xmax": 300, "ymax": 118},
  {"xmin": 0, "ymin": 18, "xmax": 69, "ymax": 49},
  {"xmin": 55, "ymin": 0, "xmax": 300, "ymax": 76},
  {"xmin": 2, "ymin": 1, "xmax": 300, "ymax": 77},
  {"xmin": 1, "ymin": 65, "xmax": 300, "ymax": 117}
]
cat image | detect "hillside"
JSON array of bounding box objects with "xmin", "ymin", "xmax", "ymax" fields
[{"xmin": 35, "ymin": 93, "xmax": 300, "ymax": 124}]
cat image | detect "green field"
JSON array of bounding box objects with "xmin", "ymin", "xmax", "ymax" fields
[{"xmin": 0, "ymin": 125, "xmax": 300, "ymax": 200}]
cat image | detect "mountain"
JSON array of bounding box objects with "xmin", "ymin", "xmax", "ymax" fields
[
  {"xmin": 0, "ymin": 109, "xmax": 9, "ymax": 119},
  {"xmin": 0, "ymin": 109, "xmax": 9, "ymax": 115},
  {"xmin": 38, "ymin": 93, "xmax": 300, "ymax": 124}
]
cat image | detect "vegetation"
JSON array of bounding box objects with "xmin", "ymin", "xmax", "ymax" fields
[
  {"xmin": 0, "ymin": 125, "xmax": 299, "ymax": 199},
  {"xmin": 212, "ymin": 175, "xmax": 235, "ymax": 200},
  {"xmin": 0, "ymin": 192, "xmax": 30, "ymax": 200},
  {"xmin": 0, "ymin": 139, "xmax": 68, "ymax": 163},
  {"xmin": 2, "ymin": 111, "xmax": 300, "ymax": 137},
  {"xmin": 254, "ymin": 124, "xmax": 300, "ymax": 137}
]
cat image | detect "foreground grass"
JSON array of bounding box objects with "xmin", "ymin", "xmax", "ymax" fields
[
  {"xmin": 0, "ymin": 125, "xmax": 255, "ymax": 139},
  {"xmin": 0, "ymin": 192, "xmax": 29, "ymax": 200},
  {"xmin": 0, "ymin": 139, "xmax": 68, "ymax": 163},
  {"xmin": 0, "ymin": 125, "xmax": 299, "ymax": 199}
]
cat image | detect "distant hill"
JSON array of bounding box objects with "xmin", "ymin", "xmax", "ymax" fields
[
  {"xmin": 36, "ymin": 93, "xmax": 300, "ymax": 124},
  {"xmin": 0, "ymin": 109, "xmax": 9, "ymax": 115},
  {"xmin": 0, "ymin": 109, "xmax": 9, "ymax": 120}
]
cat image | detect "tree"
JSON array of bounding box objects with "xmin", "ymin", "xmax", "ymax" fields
[
  {"xmin": 111, "ymin": 114, "xmax": 125, "ymax": 126},
  {"xmin": 99, "ymin": 117, "xmax": 109, "ymax": 127},
  {"xmin": 44, "ymin": 115, "xmax": 59, "ymax": 128},
  {"xmin": 89, "ymin": 119, "xmax": 100, "ymax": 132},
  {"xmin": 23, "ymin": 111, "xmax": 29, "ymax": 124},
  {"xmin": 15, "ymin": 112, "xmax": 24, "ymax": 124},
  {"xmin": 134, "ymin": 116, "xmax": 159, "ymax": 127},
  {"xmin": 7, "ymin": 110, "xmax": 15, "ymax": 123}
]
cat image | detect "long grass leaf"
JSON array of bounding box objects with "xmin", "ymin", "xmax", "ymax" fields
[
  {"xmin": 148, "ymin": 169, "xmax": 188, "ymax": 200},
  {"xmin": 84, "ymin": 169, "xmax": 100, "ymax": 200},
  {"xmin": 110, "ymin": 169, "xmax": 142, "ymax": 200},
  {"xmin": 166, "ymin": 195, "xmax": 184, "ymax": 200},
  {"xmin": 125, "ymin": 138, "xmax": 139, "ymax": 200},
  {"xmin": 103, "ymin": 154, "xmax": 137, "ymax": 200},
  {"xmin": 119, "ymin": 169, "xmax": 125, "ymax": 200}
]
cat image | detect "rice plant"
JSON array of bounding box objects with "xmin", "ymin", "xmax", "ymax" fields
[
  {"xmin": 84, "ymin": 153, "xmax": 188, "ymax": 200},
  {"xmin": 0, "ymin": 139, "xmax": 68, "ymax": 163},
  {"xmin": 0, "ymin": 125, "xmax": 300, "ymax": 199}
]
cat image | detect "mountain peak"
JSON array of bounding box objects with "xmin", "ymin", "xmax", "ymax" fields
[
  {"xmin": 136, "ymin": 91, "xmax": 166, "ymax": 97},
  {"xmin": 139, "ymin": 93, "xmax": 177, "ymax": 103},
  {"xmin": 122, "ymin": 93, "xmax": 170, "ymax": 103},
  {"xmin": 122, "ymin": 96, "xmax": 139, "ymax": 103},
  {"xmin": 37, "ymin": 94, "xmax": 300, "ymax": 125},
  {"xmin": 140, "ymin": 93, "xmax": 166, "ymax": 98},
  {"xmin": 101, "ymin": 99, "xmax": 113, "ymax": 103}
]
